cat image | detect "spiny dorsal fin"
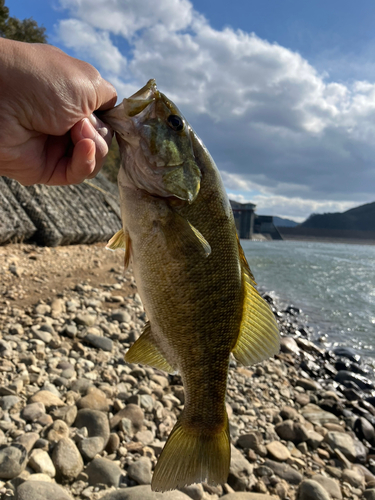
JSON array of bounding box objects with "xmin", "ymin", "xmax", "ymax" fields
[
  {"xmin": 232, "ymin": 260, "xmax": 280, "ymax": 366},
  {"xmin": 106, "ymin": 228, "xmax": 132, "ymax": 271},
  {"xmin": 125, "ymin": 322, "xmax": 176, "ymax": 373}
]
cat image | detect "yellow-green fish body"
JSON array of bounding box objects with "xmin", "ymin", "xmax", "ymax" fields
[{"xmin": 102, "ymin": 80, "xmax": 279, "ymax": 491}]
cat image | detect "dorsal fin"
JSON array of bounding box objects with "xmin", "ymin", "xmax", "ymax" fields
[{"xmin": 232, "ymin": 239, "xmax": 280, "ymax": 365}]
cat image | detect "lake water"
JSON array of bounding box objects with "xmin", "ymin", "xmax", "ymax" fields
[{"xmin": 242, "ymin": 240, "xmax": 375, "ymax": 360}]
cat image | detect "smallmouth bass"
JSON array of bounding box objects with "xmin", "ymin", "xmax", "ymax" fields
[{"xmin": 101, "ymin": 80, "xmax": 279, "ymax": 491}]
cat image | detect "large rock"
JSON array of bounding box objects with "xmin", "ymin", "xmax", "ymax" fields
[
  {"xmin": 28, "ymin": 391, "xmax": 64, "ymax": 408},
  {"xmin": 127, "ymin": 457, "xmax": 153, "ymax": 485},
  {"xmin": 86, "ymin": 457, "xmax": 122, "ymax": 487},
  {"xmin": 335, "ymin": 370, "xmax": 374, "ymax": 390},
  {"xmin": 74, "ymin": 408, "xmax": 110, "ymax": 459},
  {"xmin": 266, "ymin": 441, "xmax": 290, "ymax": 461},
  {"xmin": 228, "ymin": 445, "xmax": 253, "ymax": 491},
  {"xmin": 297, "ymin": 479, "xmax": 332, "ymax": 500},
  {"xmin": 110, "ymin": 404, "xmax": 144, "ymax": 432},
  {"xmin": 221, "ymin": 494, "xmax": 279, "ymax": 500},
  {"xmin": 0, "ymin": 444, "xmax": 27, "ymax": 479},
  {"xmin": 52, "ymin": 438, "xmax": 84, "ymax": 481},
  {"xmin": 16, "ymin": 480, "xmax": 73, "ymax": 500},
  {"xmin": 28, "ymin": 449, "xmax": 56, "ymax": 478},
  {"xmin": 301, "ymin": 403, "xmax": 339, "ymax": 425},
  {"xmin": 263, "ymin": 460, "xmax": 303, "ymax": 485},
  {"xmin": 311, "ymin": 474, "xmax": 342, "ymax": 499},
  {"xmin": 99, "ymin": 485, "xmax": 192, "ymax": 500},
  {"xmin": 325, "ymin": 431, "xmax": 367, "ymax": 462},
  {"xmin": 77, "ymin": 387, "xmax": 109, "ymax": 412}
]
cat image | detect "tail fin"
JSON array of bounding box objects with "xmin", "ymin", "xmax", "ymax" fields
[{"xmin": 151, "ymin": 412, "xmax": 230, "ymax": 492}]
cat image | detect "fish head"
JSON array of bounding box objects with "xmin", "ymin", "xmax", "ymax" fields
[{"xmin": 101, "ymin": 79, "xmax": 201, "ymax": 203}]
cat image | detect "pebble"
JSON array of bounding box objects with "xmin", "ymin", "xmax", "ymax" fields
[
  {"xmin": 263, "ymin": 459, "xmax": 303, "ymax": 485},
  {"xmin": 29, "ymin": 390, "xmax": 65, "ymax": 408},
  {"xmin": 1, "ymin": 248, "xmax": 374, "ymax": 500},
  {"xmin": 297, "ymin": 479, "xmax": 332, "ymax": 500},
  {"xmin": 21, "ymin": 402, "xmax": 46, "ymax": 422},
  {"xmin": 75, "ymin": 408, "xmax": 110, "ymax": 446},
  {"xmin": 127, "ymin": 456, "xmax": 153, "ymax": 485},
  {"xmin": 16, "ymin": 480, "xmax": 73, "ymax": 500},
  {"xmin": 28, "ymin": 449, "xmax": 56, "ymax": 477},
  {"xmin": 85, "ymin": 333, "xmax": 113, "ymax": 351},
  {"xmin": 52, "ymin": 437, "xmax": 84, "ymax": 481},
  {"xmin": 266, "ymin": 441, "xmax": 291, "ymax": 461},
  {"xmin": 311, "ymin": 474, "xmax": 342, "ymax": 499},
  {"xmin": 74, "ymin": 313, "xmax": 97, "ymax": 326},
  {"xmin": 0, "ymin": 444, "xmax": 27, "ymax": 479},
  {"xmin": 110, "ymin": 404, "xmax": 144, "ymax": 432},
  {"xmin": 342, "ymin": 468, "xmax": 365, "ymax": 489},
  {"xmin": 325, "ymin": 430, "xmax": 367, "ymax": 462},
  {"xmin": 86, "ymin": 457, "xmax": 122, "ymax": 486},
  {"xmin": 100, "ymin": 485, "xmax": 192, "ymax": 499},
  {"xmin": 111, "ymin": 310, "xmax": 132, "ymax": 323},
  {"xmin": 77, "ymin": 387, "xmax": 110, "ymax": 411}
]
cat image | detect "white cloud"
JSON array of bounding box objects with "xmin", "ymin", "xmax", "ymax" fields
[
  {"xmin": 56, "ymin": 0, "xmax": 375, "ymax": 220},
  {"xmin": 57, "ymin": 19, "xmax": 127, "ymax": 74},
  {"xmin": 59, "ymin": 0, "xmax": 194, "ymax": 38}
]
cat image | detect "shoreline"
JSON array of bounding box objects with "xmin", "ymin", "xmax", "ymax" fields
[
  {"xmin": 0, "ymin": 244, "xmax": 375, "ymax": 499},
  {"xmin": 280, "ymin": 236, "xmax": 375, "ymax": 246},
  {"xmin": 253, "ymin": 235, "xmax": 375, "ymax": 246}
]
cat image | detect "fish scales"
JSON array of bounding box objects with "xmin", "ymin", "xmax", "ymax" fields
[{"xmin": 101, "ymin": 79, "xmax": 279, "ymax": 491}]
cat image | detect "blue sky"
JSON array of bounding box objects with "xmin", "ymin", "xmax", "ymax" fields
[{"xmin": 9, "ymin": 0, "xmax": 375, "ymax": 221}]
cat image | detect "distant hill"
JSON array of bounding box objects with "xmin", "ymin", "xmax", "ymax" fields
[
  {"xmin": 300, "ymin": 201, "xmax": 375, "ymax": 231},
  {"xmin": 273, "ymin": 216, "xmax": 299, "ymax": 227}
]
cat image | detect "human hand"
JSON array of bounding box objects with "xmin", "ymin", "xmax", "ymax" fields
[{"xmin": 0, "ymin": 39, "xmax": 117, "ymax": 185}]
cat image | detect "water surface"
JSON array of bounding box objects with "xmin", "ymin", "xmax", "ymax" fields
[{"xmin": 242, "ymin": 240, "xmax": 375, "ymax": 359}]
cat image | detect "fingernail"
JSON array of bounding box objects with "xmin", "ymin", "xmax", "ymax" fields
[
  {"xmin": 88, "ymin": 113, "xmax": 110, "ymax": 139},
  {"xmin": 81, "ymin": 118, "xmax": 96, "ymax": 140}
]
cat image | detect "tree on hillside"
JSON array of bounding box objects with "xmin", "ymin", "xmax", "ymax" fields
[{"xmin": 0, "ymin": 0, "xmax": 47, "ymax": 43}]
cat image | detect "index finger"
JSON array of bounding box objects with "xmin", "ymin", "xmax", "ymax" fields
[{"xmin": 96, "ymin": 78, "xmax": 118, "ymax": 111}]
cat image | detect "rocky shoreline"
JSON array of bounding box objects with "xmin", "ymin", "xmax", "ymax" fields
[{"xmin": 1, "ymin": 244, "xmax": 375, "ymax": 500}]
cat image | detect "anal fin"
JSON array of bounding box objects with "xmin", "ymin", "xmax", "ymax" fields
[{"xmin": 125, "ymin": 322, "xmax": 176, "ymax": 373}]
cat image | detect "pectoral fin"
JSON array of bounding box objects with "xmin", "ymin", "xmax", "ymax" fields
[
  {"xmin": 232, "ymin": 242, "xmax": 280, "ymax": 366},
  {"xmin": 162, "ymin": 212, "xmax": 211, "ymax": 258},
  {"xmin": 125, "ymin": 322, "xmax": 176, "ymax": 373},
  {"xmin": 106, "ymin": 229, "xmax": 132, "ymax": 270}
]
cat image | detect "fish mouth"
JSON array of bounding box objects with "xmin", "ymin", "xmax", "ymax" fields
[{"xmin": 99, "ymin": 79, "xmax": 159, "ymax": 133}]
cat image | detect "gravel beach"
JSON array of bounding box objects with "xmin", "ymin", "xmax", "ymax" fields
[{"xmin": 1, "ymin": 243, "xmax": 375, "ymax": 500}]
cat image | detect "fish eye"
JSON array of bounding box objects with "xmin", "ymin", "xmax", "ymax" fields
[{"xmin": 167, "ymin": 114, "xmax": 184, "ymax": 131}]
